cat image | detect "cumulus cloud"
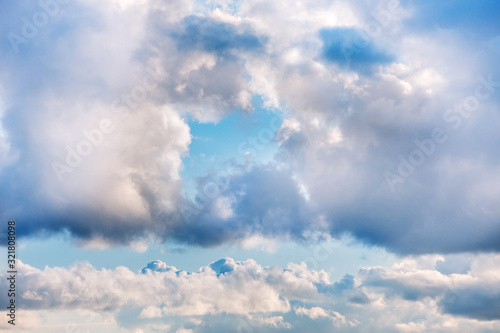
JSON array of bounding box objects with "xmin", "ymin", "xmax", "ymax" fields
[
  {"xmin": 140, "ymin": 306, "xmax": 163, "ymax": 319},
  {"xmin": 1, "ymin": 255, "xmax": 500, "ymax": 332},
  {"xmin": 295, "ymin": 306, "xmax": 359, "ymax": 328},
  {"xmin": 229, "ymin": 0, "xmax": 500, "ymax": 254},
  {"xmin": 3, "ymin": 2, "xmax": 500, "ymax": 333},
  {"xmin": 360, "ymin": 254, "xmax": 500, "ymax": 321},
  {"xmin": 1, "ymin": 0, "xmax": 500, "ymax": 258},
  {"xmin": 0, "ymin": 0, "xmax": 264, "ymax": 246},
  {"xmin": 0, "ymin": 0, "xmax": 193, "ymax": 245},
  {"xmin": 141, "ymin": 2, "xmax": 265, "ymax": 122}
]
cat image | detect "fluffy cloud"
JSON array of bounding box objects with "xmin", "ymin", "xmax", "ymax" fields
[
  {"xmin": 1, "ymin": 255, "xmax": 500, "ymax": 332},
  {"xmin": 0, "ymin": 0, "xmax": 266, "ymax": 246},
  {"xmin": 360, "ymin": 254, "xmax": 500, "ymax": 321},
  {"xmin": 175, "ymin": 0, "xmax": 500, "ymax": 255},
  {"xmin": 295, "ymin": 306, "xmax": 358, "ymax": 327},
  {"xmin": 4, "ymin": 258, "xmax": 295, "ymax": 315},
  {"xmin": 200, "ymin": 0, "xmax": 500, "ymax": 254},
  {"xmin": 1, "ymin": 0, "xmax": 500, "ymax": 257},
  {"xmin": 0, "ymin": 0, "xmax": 194, "ymax": 245}
]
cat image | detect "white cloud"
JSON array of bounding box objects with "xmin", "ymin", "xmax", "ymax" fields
[
  {"xmin": 1, "ymin": 254, "xmax": 499, "ymax": 332},
  {"xmin": 1, "ymin": 0, "xmax": 500, "ymax": 272},
  {"xmin": 239, "ymin": 234, "xmax": 278, "ymax": 253},
  {"xmin": 0, "ymin": 0, "xmax": 194, "ymax": 245},
  {"xmin": 0, "ymin": 310, "xmax": 41, "ymax": 331},
  {"xmin": 139, "ymin": 306, "xmax": 163, "ymax": 319},
  {"xmin": 295, "ymin": 306, "xmax": 358, "ymax": 327},
  {"xmin": 8, "ymin": 259, "xmax": 295, "ymax": 316},
  {"xmin": 295, "ymin": 306, "xmax": 330, "ymax": 319},
  {"xmin": 176, "ymin": 328, "xmax": 193, "ymax": 333},
  {"xmin": 210, "ymin": 196, "xmax": 235, "ymax": 220}
]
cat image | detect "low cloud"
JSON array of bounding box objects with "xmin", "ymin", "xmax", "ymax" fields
[
  {"xmin": 1, "ymin": 0, "xmax": 500, "ymax": 258},
  {"xmin": 1, "ymin": 254, "xmax": 500, "ymax": 332}
]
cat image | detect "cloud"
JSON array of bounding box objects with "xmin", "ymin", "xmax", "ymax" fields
[
  {"xmin": 0, "ymin": 0, "xmax": 264, "ymax": 246},
  {"xmin": 209, "ymin": 258, "xmax": 236, "ymax": 275},
  {"xmin": 141, "ymin": 3, "xmax": 263, "ymax": 122},
  {"xmin": 295, "ymin": 306, "xmax": 331, "ymax": 319},
  {"xmin": 141, "ymin": 260, "xmax": 179, "ymax": 274},
  {"xmin": 1, "ymin": 0, "xmax": 500, "ymax": 258},
  {"xmin": 0, "ymin": 0, "xmax": 193, "ymax": 246},
  {"xmin": 295, "ymin": 306, "xmax": 358, "ymax": 327},
  {"xmin": 176, "ymin": 329, "xmax": 194, "ymax": 333},
  {"xmin": 1, "ymin": 254, "xmax": 500, "ymax": 332},
  {"xmin": 170, "ymin": 164, "xmax": 312, "ymax": 247},
  {"xmin": 359, "ymin": 254, "xmax": 500, "ymax": 321},
  {"xmin": 139, "ymin": 306, "xmax": 163, "ymax": 319},
  {"xmin": 253, "ymin": 1, "xmax": 500, "ymax": 254},
  {"xmin": 4, "ymin": 258, "xmax": 297, "ymax": 316}
]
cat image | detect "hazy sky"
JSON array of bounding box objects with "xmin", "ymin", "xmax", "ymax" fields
[{"xmin": 1, "ymin": 0, "xmax": 500, "ymax": 332}]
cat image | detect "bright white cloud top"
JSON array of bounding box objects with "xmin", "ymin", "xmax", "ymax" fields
[{"xmin": 1, "ymin": 0, "xmax": 500, "ymax": 332}]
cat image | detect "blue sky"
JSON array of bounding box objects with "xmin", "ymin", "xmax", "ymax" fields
[
  {"xmin": 182, "ymin": 97, "xmax": 281, "ymax": 199},
  {"xmin": 1, "ymin": 0, "xmax": 500, "ymax": 332}
]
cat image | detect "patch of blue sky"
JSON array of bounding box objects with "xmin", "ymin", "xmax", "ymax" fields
[
  {"xmin": 17, "ymin": 233, "xmax": 397, "ymax": 282},
  {"xmin": 403, "ymin": 0, "xmax": 500, "ymax": 38},
  {"xmin": 181, "ymin": 95, "xmax": 283, "ymax": 199}
]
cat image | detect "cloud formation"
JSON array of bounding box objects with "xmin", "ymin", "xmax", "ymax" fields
[
  {"xmin": 1, "ymin": 254, "xmax": 500, "ymax": 332},
  {"xmin": 1, "ymin": 0, "xmax": 500, "ymax": 256}
]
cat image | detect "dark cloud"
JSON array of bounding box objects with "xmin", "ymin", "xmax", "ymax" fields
[
  {"xmin": 141, "ymin": 260, "xmax": 179, "ymax": 274},
  {"xmin": 169, "ymin": 164, "xmax": 312, "ymax": 247},
  {"xmin": 440, "ymin": 290, "xmax": 500, "ymax": 320}
]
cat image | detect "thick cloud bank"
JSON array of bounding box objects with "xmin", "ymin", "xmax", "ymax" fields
[
  {"xmin": 1, "ymin": 0, "xmax": 500, "ymax": 254},
  {"xmin": 1, "ymin": 254, "xmax": 500, "ymax": 332}
]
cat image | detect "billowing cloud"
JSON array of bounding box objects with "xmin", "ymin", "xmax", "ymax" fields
[
  {"xmin": 1, "ymin": 254, "xmax": 500, "ymax": 332},
  {"xmin": 1, "ymin": 0, "xmax": 500, "ymax": 257},
  {"xmin": 0, "ymin": 0, "xmax": 193, "ymax": 245},
  {"xmin": 361, "ymin": 254, "xmax": 500, "ymax": 321}
]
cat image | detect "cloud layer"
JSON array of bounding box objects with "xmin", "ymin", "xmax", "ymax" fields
[
  {"xmin": 1, "ymin": 0, "xmax": 500, "ymax": 255},
  {"xmin": 1, "ymin": 254, "xmax": 500, "ymax": 332}
]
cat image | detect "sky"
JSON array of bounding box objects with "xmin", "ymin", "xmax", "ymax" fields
[{"xmin": 1, "ymin": 0, "xmax": 500, "ymax": 332}]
